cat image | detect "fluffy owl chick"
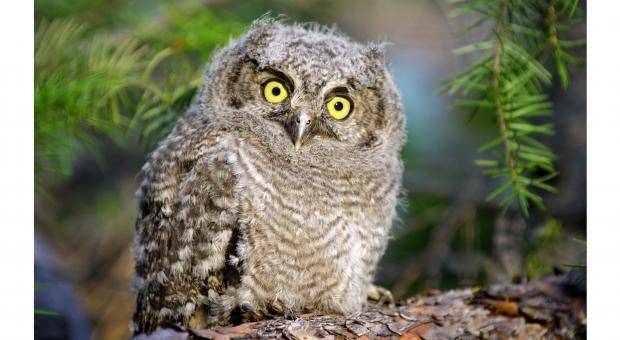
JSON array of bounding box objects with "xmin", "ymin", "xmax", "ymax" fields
[{"xmin": 132, "ymin": 19, "xmax": 405, "ymax": 334}]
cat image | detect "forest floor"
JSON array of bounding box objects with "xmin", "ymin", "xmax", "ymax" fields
[{"xmin": 134, "ymin": 269, "xmax": 586, "ymax": 339}]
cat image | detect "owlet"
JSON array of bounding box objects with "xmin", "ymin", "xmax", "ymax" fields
[{"xmin": 132, "ymin": 19, "xmax": 405, "ymax": 334}]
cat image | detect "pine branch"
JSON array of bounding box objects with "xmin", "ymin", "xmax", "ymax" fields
[
  {"xmin": 492, "ymin": 0, "xmax": 517, "ymax": 185},
  {"xmin": 442, "ymin": 0, "xmax": 585, "ymax": 216},
  {"xmin": 34, "ymin": 7, "xmax": 245, "ymax": 192},
  {"xmin": 35, "ymin": 19, "xmax": 151, "ymax": 185}
]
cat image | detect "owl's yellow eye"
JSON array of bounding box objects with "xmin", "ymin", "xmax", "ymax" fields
[
  {"xmin": 326, "ymin": 96, "xmax": 352, "ymax": 120},
  {"xmin": 263, "ymin": 80, "xmax": 288, "ymax": 104}
]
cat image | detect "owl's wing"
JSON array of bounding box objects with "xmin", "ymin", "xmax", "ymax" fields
[{"xmin": 132, "ymin": 110, "xmax": 241, "ymax": 333}]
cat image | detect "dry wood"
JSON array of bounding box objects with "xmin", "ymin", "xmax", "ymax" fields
[{"xmin": 133, "ymin": 270, "xmax": 586, "ymax": 339}]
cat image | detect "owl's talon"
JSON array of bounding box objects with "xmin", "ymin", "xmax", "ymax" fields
[
  {"xmin": 239, "ymin": 303, "xmax": 265, "ymax": 322},
  {"xmin": 368, "ymin": 284, "xmax": 394, "ymax": 304},
  {"xmin": 269, "ymin": 298, "xmax": 284, "ymax": 314}
]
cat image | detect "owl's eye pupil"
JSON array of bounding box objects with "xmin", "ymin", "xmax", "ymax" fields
[
  {"xmin": 271, "ymin": 87, "xmax": 281, "ymax": 96},
  {"xmin": 334, "ymin": 101, "xmax": 343, "ymax": 111}
]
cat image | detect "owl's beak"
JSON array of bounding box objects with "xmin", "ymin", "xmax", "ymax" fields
[{"xmin": 291, "ymin": 110, "xmax": 312, "ymax": 151}]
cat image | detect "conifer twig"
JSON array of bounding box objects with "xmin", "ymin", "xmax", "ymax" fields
[
  {"xmin": 492, "ymin": 0, "xmax": 517, "ymax": 184},
  {"xmin": 442, "ymin": 0, "xmax": 584, "ymax": 216}
]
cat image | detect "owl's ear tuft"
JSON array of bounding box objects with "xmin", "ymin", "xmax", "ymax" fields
[
  {"xmin": 363, "ymin": 43, "xmax": 388, "ymax": 65},
  {"xmin": 241, "ymin": 15, "xmax": 288, "ymax": 54},
  {"xmin": 249, "ymin": 13, "xmax": 287, "ymax": 35}
]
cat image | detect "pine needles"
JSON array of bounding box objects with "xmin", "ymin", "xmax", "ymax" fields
[
  {"xmin": 34, "ymin": 3, "xmax": 245, "ymax": 192},
  {"xmin": 442, "ymin": 0, "xmax": 585, "ymax": 216},
  {"xmin": 35, "ymin": 19, "xmax": 150, "ymax": 182}
]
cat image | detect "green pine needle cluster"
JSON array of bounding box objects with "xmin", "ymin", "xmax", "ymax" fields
[
  {"xmin": 34, "ymin": 3, "xmax": 245, "ymax": 192},
  {"xmin": 442, "ymin": 0, "xmax": 585, "ymax": 216},
  {"xmin": 35, "ymin": 19, "xmax": 150, "ymax": 181}
]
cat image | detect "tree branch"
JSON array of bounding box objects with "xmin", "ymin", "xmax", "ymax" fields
[
  {"xmin": 492, "ymin": 0, "xmax": 518, "ymax": 184},
  {"xmin": 133, "ymin": 270, "xmax": 586, "ymax": 339}
]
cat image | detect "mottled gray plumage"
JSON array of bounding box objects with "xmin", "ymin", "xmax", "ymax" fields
[{"xmin": 131, "ymin": 19, "xmax": 406, "ymax": 334}]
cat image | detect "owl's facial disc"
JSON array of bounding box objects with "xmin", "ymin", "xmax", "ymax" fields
[{"xmin": 259, "ymin": 73, "xmax": 346, "ymax": 151}]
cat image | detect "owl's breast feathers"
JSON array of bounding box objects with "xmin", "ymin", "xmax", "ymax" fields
[
  {"xmin": 211, "ymin": 130, "xmax": 401, "ymax": 316},
  {"xmin": 133, "ymin": 114, "xmax": 402, "ymax": 332}
]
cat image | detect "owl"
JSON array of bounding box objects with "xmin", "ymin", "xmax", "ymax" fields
[{"xmin": 131, "ymin": 19, "xmax": 405, "ymax": 334}]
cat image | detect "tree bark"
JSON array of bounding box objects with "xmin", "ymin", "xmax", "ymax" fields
[{"xmin": 133, "ymin": 270, "xmax": 586, "ymax": 339}]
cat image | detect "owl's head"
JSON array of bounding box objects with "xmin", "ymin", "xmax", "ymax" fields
[{"xmin": 198, "ymin": 19, "xmax": 405, "ymax": 158}]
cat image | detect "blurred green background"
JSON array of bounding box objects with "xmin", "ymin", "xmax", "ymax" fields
[{"xmin": 34, "ymin": 0, "xmax": 586, "ymax": 339}]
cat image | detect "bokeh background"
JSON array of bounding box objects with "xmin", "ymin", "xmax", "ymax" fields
[{"xmin": 34, "ymin": 1, "xmax": 586, "ymax": 339}]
